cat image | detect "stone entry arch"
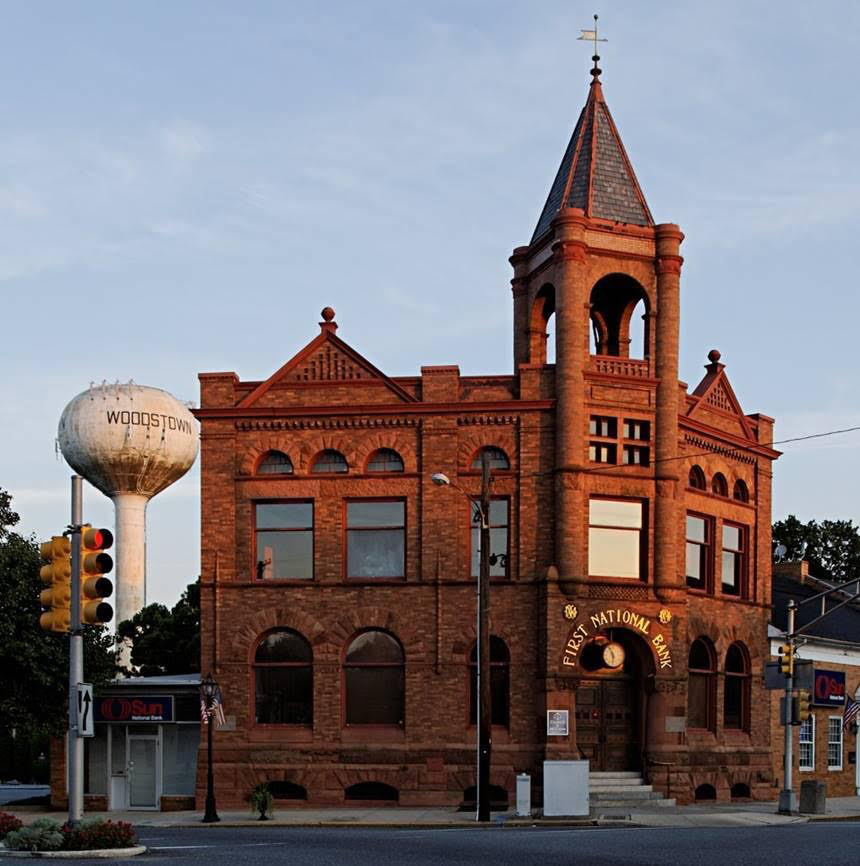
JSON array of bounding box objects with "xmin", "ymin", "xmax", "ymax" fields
[{"xmin": 573, "ymin": 627, "xmax": 656, "ymax": 772}]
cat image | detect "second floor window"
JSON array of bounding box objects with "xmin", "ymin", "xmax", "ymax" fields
[
  {"xmin": 346, "ymin": 501, "xmax": 405, "ymax": 579},
  {"xmin": 471, "ymin": 499, "xmax": 509, "ymax": 578},
  {"xmin": 255, "ymin": 502, "xmax": 313, "ymax": 580},
  {"xmin": 721, "ymin": 524, "xmax": 746, "ymax": 596},
  {"xmin": 588, "ymin": 499, "xmax": 645, "ymax": 580},
  {"xmin": 686, "ymin": 514, "xmax": 713, "ymax": 591}
]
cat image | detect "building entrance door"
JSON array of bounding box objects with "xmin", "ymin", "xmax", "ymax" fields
[
  {"xmin": 127, "ymin": 736, "xmax": 160, "ymax": 810},
  {"xmin": 575, "ymin": 678, "xmax": 638, "ymax": 771}
]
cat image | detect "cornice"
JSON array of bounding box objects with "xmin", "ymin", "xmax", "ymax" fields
[{"xmin": 195, "ymin": 399, "xmax": 556, "ymax": 425}]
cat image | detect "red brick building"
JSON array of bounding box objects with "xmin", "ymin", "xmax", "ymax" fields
[{"xmin": 195, "ymin": 63, "xmax": 780, "ymax": 808}]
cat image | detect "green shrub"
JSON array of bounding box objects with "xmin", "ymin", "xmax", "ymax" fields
[
  {"xmin": 0, "ymin": 811, "xmax": 23, "ymax": 840},
  {"xmin": 4, "ymin": 817, "xmax": 64, "ymax": 851},
  {"xmin": 60, "ymin": 818, "xmax": 138, "ymax": 850}
]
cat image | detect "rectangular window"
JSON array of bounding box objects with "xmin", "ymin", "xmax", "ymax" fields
[
  {"xmin": 346, "ymin": 500, "xmax": 405, "ymax": 579},
  {"xmin": 622, "ymin": 444, "xmax": 649, "ymax": 466},
  {"xmin": 828, "ymin": 716, "xmax": 843, "ymax": 771},
  {"xmin": 721, "ymin": 523, "xmax": 746, "ymax": 596},
  {"xmin": 799, "ymin": 715, "xmax": 815, "ymax": 771},
  {"xmin": 589, "ymin": 416, "xmax": 617, "ymax": 438},
  {"xmin": 686, "ymin": 514, "xmax": 713, "ymax": 591},
  {"xmin": 589, "ymin": 442, "xmax": 617, "ymax": 464},
  {"xmin": 255, "ymin": 502, "xmax": 314, "ymax": 580},
  {"xmin": 471, "ymin": 499, "xmax": 509, "ymax": 578},
  {"xmin": 623, "ymin": 419, "xmax": 650, "ymax": 441},
  {"xmin": 588, "ymin": 499, "xmax": 645, "ymax": 580}
]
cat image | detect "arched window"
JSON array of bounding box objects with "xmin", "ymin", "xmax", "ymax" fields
[
  {"xmin": 345, "ymin": 782, "xmax": 399, "ymax": 802},
  {"xmin": 529, "ymin": 284, "xmax": 555, "ymax": 365},
  {"xmin": 311, "ymin": 449, "xmax": 348, "ymax": 474},
  {"xmin": 589, "ymin": 273, "xmax": 650, "ymax": 358},
  {"xmin": 695, "ymin": 783, "xmax": 716, "ymax": 801},
  {"xmin": 724, "ymin": 643, "xmax": 751, "ymax": 732},
  {"xmin": 687, "ymin": 638, "xmax": 716, "ymax": 731},
  {"xmin": 733, "ymin": 480, "xmax": 750, "ymax": 503},
  {"xmin": 730, "ymin": 782, "xmax": 751, "ymax": 800},
  {"xmin": 468, "ymin": 636, "xmax": 510, "ymax": 727},
  {"xmin": 344, "ymin": 631, "xmax": 404, "ymax": 726},
  {"xmin": 712, "ymin": 473, "xmax": 728, "ymax": 497},
  {"xmin": 688, "ymin": 465, "xmax": 706, "ymax": 490},
  {"xmin": 267, "ymin": 781, "xmax": 307, "ymax": 800},
  {"xmin": 257, "ymin": 450, "xmax": 293, "ymax": 475},
  {"xmin": 366, "ymin": 448, "xmax": 404, "ymax": 473},
  {"xmin": 471, "ymin": 446, "xmax": 510, "ymax": 471},
  {"xmin": 253, "ymin": 629, "xmax": 313, "ymax": 725}
]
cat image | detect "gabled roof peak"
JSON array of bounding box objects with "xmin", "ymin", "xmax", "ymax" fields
[{"xmin": 531, "ymin": 71, "xmax": 653, "ymax": 242}]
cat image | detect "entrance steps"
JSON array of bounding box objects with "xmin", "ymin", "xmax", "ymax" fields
[{"xmin": 589, "ymin": 771, "xmax": 676, "ymax": 810}]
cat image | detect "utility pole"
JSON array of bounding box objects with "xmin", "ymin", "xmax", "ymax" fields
[
  {"xmin": 477, "ymin": 451, "xmax": 491, "ymax": 823},
  {"xmin": 68, "ymin": 475, "xmax": 84, "ymax": 825}
]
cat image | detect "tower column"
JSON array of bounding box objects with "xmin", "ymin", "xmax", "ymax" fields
[
  {"xmin": 653, "ymin": 223, "xmax": 684, "ymax": 601},
  {"xmin": 553, "ymin": 209, "xmax": 589, "ymax": 586},
  {"xmin": 511, "ymin": 246, "xmax": 531, "ymax": 368}
]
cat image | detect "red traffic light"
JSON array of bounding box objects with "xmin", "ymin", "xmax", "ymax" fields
[{"xmin": 82, "ymin": 527, "xmax": 113, "ymax": 550}]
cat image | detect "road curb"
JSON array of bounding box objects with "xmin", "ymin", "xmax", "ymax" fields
[{"xmin": 0, "ymin": 846, "xmax": 146, "ymax": 859}]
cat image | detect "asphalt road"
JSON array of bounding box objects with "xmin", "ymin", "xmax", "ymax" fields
[{"xmin": 61, "ymin": 822, "xmax": 855, "ymax": 866}]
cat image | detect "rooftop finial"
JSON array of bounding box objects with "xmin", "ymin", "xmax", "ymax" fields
[{"xmin": 578, "ymin": 13, "xmax": 607, "ymax": 81}]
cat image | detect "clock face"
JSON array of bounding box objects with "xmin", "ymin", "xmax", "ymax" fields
[{"xmin": 602, "ymin": 642, "xmax": 625, "ymax": 669}]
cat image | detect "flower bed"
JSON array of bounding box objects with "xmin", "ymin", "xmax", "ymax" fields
[{"xmin": 3, "ymin": 817, "xmax": 138, "ymax": 852}]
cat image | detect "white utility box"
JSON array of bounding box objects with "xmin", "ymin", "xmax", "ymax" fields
[{"xmin": 542, "ymin": 760, "xmax": 589, "ymax": 816}]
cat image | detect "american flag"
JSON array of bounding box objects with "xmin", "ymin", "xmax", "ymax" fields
[
  {"xmin": 201, "ymin": 686, "xmax": 227, "ymax": 728},
  {"xmin": 843, "ymin": 695, "xmax": 860, "ymax": 731}
]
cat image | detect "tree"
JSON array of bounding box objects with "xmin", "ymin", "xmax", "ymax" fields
[
  {"xmin": 772, "ymin": 515, "xmax": 860, "ymax": 583},
  {"xmin": 116, "ymin": 581, "xmax": 200, "ymax": 676},
  {"xmin": 0, "ymin": 488, "xmax": 116, "ymax": 778}
]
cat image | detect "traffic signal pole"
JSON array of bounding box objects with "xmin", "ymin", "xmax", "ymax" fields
[
  {"xmin": 68, "ymin": 475, "xmax": 84, "ymax": 825},
  {"xmin": 778, "ymin": 600, "xmax": 797, "ymax": 815}
]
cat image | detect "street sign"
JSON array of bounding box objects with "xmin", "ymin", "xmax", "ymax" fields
[{"xmin": 76, "ymin": 683, "xmax": 94, "ymax": 738}]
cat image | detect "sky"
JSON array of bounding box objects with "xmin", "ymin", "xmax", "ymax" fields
[{"xmin": 3, "ymin": 1, "xmax": 860, "ymax": 610}]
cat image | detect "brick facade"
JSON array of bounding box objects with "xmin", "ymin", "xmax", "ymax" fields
[{"xmin": 194, "ymin": 71, "xmax": 780, "ymax": 808}]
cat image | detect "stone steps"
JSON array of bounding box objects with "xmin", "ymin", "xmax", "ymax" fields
[{"xmin": 589, "ymin": 772, "xmax": 676, "ymax": 810}]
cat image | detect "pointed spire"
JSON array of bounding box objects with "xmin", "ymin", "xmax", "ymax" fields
[{"xmin": 531, "ymin": 58, "xmax": 654, "ymax": 242}]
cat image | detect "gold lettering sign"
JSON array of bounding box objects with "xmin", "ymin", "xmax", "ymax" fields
[{"xmin": 561, "ymin": 606, "xmax": 673, "ymax": 670}]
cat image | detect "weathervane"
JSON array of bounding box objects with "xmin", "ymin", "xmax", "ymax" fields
[{"xmin": 578, "ymin": 14, "xmax": 607, "ymax": 79}]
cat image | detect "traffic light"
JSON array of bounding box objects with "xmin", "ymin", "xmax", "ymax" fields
[
  {"xmin": 796, "ymin": 689, "xmax": 812, "ymax": 724},
  {"xmin": 79, "ymin": 525, "xmax": 114, "ymax": 626},
  {"xmin": 39, "ymin": 535, "xmax": 71, "ymax": 633},
  {"xmin": 778, "ymin": 642, "xmax": 794, "ymax": 676}
]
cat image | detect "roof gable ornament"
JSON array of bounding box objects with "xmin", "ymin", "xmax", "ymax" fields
[
  {"xmin": 531, "ymin": 15, "xmax": 654, "ymax": 242},
  {"xmin": 687, "ymin": 349, "xmax": 755, "ymax": 441},
  {"xmin": 237, "ymin": 307, "xmax": 417, "ymax": 407}
]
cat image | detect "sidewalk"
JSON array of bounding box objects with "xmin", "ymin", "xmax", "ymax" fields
[{"xmin": 5, "ymin": 797, "xmax": 860, "ymax": 830}]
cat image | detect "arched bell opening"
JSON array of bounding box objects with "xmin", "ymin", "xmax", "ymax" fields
[
  {"xmin": 589, "ymin": 274, "xmax": 651, "ymax": 360},
  {"xmin": 574, "ymin": 628, "xmax": 656, "ymax": 772},
  {"xmin": 528, "ymin": 283, "xmax": 555, "ymax": 365}
]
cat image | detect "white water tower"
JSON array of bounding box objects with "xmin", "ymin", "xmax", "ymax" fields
[{"xmin": 58, "ymin": 382, "xmax": 199, "ymax": 634}]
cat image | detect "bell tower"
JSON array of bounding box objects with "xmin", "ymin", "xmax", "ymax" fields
[{"xmin": 510, "ymin": 55, "xmax": 685, "ymax": 602}]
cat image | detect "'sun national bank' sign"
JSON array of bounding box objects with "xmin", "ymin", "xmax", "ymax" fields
[
  {"xmin": 813, "ymin": 669, "xmax": 846, "ymax": 707},
  {"xmin": 95, "ymin": 695, "xmax": 174, "ymax": 723}
]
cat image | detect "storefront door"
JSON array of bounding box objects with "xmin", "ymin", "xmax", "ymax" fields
[
  {"xmin": 127, "ymin": 736, "xmax": 160, "ymax": 810},
  {"xmin": 576, "ymin": 678, "xmax": 638, "ymax": 771}
]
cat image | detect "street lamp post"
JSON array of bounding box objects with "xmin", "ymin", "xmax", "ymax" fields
[
  {"xmin": 199, "ymin": 672, "xmax": 220, "ymax": 824},
  {"xmin": 432, "ymin": 451, "xmax": 492, "ymax": 823}
]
